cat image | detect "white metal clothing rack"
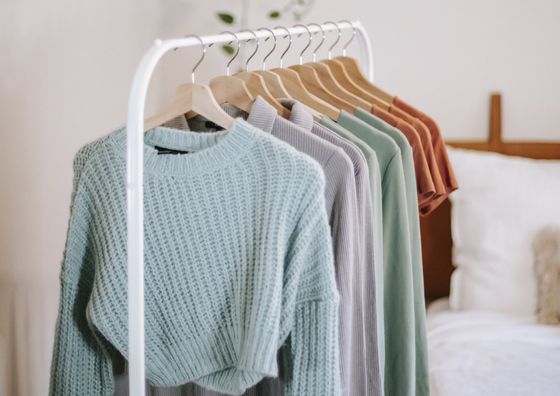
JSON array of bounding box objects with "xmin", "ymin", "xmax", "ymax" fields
[{"xmin": 125, "ymin": 20, "xmax": 374, "ymax": 396}]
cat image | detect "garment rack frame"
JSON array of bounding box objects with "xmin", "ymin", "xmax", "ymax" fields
[{"xmin": 125, "ymin": 20, "xmax": 374, "ymax": 396}]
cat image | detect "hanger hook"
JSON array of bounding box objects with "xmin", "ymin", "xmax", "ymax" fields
[
  {"xmin": 239, "ymin": 29, "xmax": 259, "ymax": 72},
  {"xmin": 257, "ymin": 27, "xmax": 276, "ymax": 70},
  {"xmin": 338, "ymin": 20, "xmax": 356, "ymax": 57},
  {"xmin": 274, "ymin": 26, "xmax": 292, "ymax": 68},
  {"xmin": 324, "ymin": 21, "xmax": 341, "ymax": 60},
  {"xmin": 294, "ymin": 24, "xmax": 312, "ymax": 65},
  {"xmin": 220, "ymin": 31, "xmax": 241, "ymax": 76},
  {"xmin": 183, "ymin": 35, "xmax": 206, "ymax": 83},
  {"xmin": 307, "ymin": 23, "xmax": 325, "ymax": 63}
]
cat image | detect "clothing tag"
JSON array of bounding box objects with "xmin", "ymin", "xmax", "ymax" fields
[
  {"xmin": 204, "ymin": 120, "xmax": 223, "ymax": 131},
  {"xmin": 154, "ymin": 145, "xmax": 191, "ymax": 155}
]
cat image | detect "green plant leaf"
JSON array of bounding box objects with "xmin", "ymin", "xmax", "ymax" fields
[
  {"xmin": 222, "ymin": 44, "xmax": 235, "ymax": 55},
  {"xmin": 216, "ymin": 12, "xmax": 235, "ymax": 24},
  {"xmin": 268, "ymin": 10, "xmax": 281, "ymax": 19}
]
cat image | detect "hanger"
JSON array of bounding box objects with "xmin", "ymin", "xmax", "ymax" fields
[
  {"xmin": 289, "ymin": 24, "xmax": 355, "ymax": 113},
  {"xmin": 209, "ymin": 31, "xmax": 255, "ymax": 112},
  {"xmin": 249, "ymin": 27, "xmax": 293, "ymax": 100},
  {"xmin": 234, "ymin": 30, "xmax": 290, "ymax": 117},
  {"xmin": 271, "ymin": 25, "xmax": 341, "ymax": 120},
  {"xmin": 304, "ymin": 22, "xmax": 371, "ymax": 110},
  {"xmin": 144, "ymin": 35, "xmax": 234, "ymax": 131},
  {"xmin": 326, "ymin": 21, "xmax": 392, "ymax": 109}
]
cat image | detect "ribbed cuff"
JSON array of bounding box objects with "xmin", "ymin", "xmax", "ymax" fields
[{"xmin": 285, "ymin": 299, "xmax": 341, "ymax": 396}]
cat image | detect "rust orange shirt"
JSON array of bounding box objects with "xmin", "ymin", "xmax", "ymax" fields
[
  {"xmin": 371, "ymin": 105, "xmax": 435, "ymax": 207},
  {"xmin": 388, "ymin": 105, "xmax": 447, "ymax": 215},
  {"xmin": 393, "ymin": 96, "xmax": 458, "ymax": 195}
]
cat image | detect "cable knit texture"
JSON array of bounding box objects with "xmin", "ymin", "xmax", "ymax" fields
[{"xmin": 49, "ymin": 119, "xmax": 340, "ymax": 396}]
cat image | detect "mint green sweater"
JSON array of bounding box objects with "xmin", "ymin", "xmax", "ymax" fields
[{"xmin": 49, "ymin": 119, "xmax": 341, "ymax": 396}]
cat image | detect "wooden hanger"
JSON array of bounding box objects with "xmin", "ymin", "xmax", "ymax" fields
[
  {"xmin": 233, "ymin": 30, "xmax": 290, "ymax": 118},
  {"xmin": 209, "ymin": 76, "xmax": 254, "ymax": 113},
  {"xmin": 335, "ymin": 56, "xmax": 393, "ymax": 104},
  {"xmin": 325, "ymin": 21, "xmax": 392, "ymax": 109},
  {"xmin": 300, "ymin": 23, "xmax": 369, "ymax": 110},
  {"xmin": 234, "ymin": 72, "xmax": 291, "ymax": 117},
  {"xmin": 252, "ymin": 70, "xmax": 291, "ymax": 99},
  {"xmin": 291, "ymin": 62, "xmax": 355, "ymax": 112},
  {"xmin": 144, "ymin": 36, "xmax": 234, "ymax": 131},
  {"xmin": 307, "ymin": 22, "xmax": 371, "ymax": 110},
  {"xmin": 272, "ymin": 68, "xmax": 339, "ymax": 119},
  {"xmin": 290, "ymin": 24, "xmax": 355, "ymax": 113},
  {"xmin": 208, "ymin": 31, "xmax": 254, "ymax": 113},
  {"xmin": 250, "ymin": 27, "xmax": 293, "ymax": 99},
  {"xmin": 270, "ymin": 25, "xmax": 340, "ymax": 120},
  {"xmin": 320, "ymin": 58, "xmax": 383, "ymax": 106},
  {"xmin": 308, "ymin": 62, "xmax": 370, "ymax": 110}
]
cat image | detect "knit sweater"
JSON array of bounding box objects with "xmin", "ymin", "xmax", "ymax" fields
[
  {"xmin": 333, "ymin": 112, "xmax": 416, "ymax": 396},
  {"xmin": 49, "ymin": 119, "xmax": 341, "ymax": 396},
  {"xmin": 318, "ymin": 117, "xmax": 386, "ymax": 396},
  {"xmin": 157, "ymin": 100, "xmax": 359, "ymax": 396},
  {"xmin": 280, "ymin": 99, "xmax": 383, "ymax": 396}
]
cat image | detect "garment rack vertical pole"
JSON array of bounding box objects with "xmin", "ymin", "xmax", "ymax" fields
[{"xmin": 125, "ymin": 20, "xmax": 374, "ymax": 396}]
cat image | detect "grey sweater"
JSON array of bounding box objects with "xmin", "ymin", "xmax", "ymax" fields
[
  {"xmin": 280, "ymin": 99, "xmax": 382, "ymax": 396},
  {"xmin": 117, "ymin": 97, "xmax": 371, "ymax": 396}
]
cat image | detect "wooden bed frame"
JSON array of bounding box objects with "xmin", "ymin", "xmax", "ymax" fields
[{"xmin": 420, "ymin": 94, "xmax": 560, "ymax": 301}]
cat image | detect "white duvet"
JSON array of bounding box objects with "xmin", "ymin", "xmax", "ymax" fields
[{"xmin": 428, "ymin": 299, "xmax": 560, "ymax": 396}]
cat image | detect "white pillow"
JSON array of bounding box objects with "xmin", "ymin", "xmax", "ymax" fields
[{"xmin": 447, "ymin": 147, "xmax": 560, "ymax": 316}]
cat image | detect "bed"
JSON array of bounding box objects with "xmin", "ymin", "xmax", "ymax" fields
[
  {"xmin": 427, "ymin": 299, "xmax": 560, "ymax": 396},
  {"xmin": 420, "ymin": 95, "xmax": 560, "ymax": 396}
]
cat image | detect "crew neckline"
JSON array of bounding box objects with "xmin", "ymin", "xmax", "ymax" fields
[{"xmin": 110, "ymin": 118, "xmax": 257, "ymax": 176}]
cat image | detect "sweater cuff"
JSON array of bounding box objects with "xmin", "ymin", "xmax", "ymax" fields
[{"xmin": 285, "ymin": 299, "xmax": 341, "ymax": 396}]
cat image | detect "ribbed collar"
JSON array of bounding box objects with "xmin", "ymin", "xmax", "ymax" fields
[
  {"xmin": 110, "ymin": 118, "xmax": 256, "ymax": 176},
  {"xmin": 276, "ymin": 99, "xmax": 314, "ymax": 131},
  {"xmin": 219, "ymin": 96, "xmax": 315, "ymax": 134},
  {"xmin": 246, "ymin": 96, "xmax": 277, "ymax": 133}
]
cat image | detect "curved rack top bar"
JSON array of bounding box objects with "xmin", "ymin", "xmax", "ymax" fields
[{"xmin": 125, "ymin": 20, "xmax": 373, "ymax": 396}]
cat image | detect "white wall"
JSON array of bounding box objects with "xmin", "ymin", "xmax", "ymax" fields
[
  {"xmin": 307, "ymin": 0, "xmax": 560, "ymax": 141},
  {"xmin": 0, "ymin": 0, "xmax": 559, "ymax": 395}
]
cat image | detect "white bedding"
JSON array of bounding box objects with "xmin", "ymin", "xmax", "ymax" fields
[{"xmin": 427, "ymin": 299, "xmax": 560, "ymax": 396}]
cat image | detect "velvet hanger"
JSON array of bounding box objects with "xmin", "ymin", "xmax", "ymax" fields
[{"xmin": 144, "ymin": 35, "xmax": 234, "ymax": 131}]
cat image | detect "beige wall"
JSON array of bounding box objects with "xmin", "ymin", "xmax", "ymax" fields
[{"xmin": 0, "ymin": 0, "xmax": 559, "ymax": 394}]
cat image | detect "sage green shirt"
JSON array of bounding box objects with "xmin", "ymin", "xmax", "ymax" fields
[
  {"xmin": 323, "ymin": 111, "xmax": 416, "ymax": 396},
  {"xmin": 354, "ymin": 108, "xmax": 429, "ymax": 396}
]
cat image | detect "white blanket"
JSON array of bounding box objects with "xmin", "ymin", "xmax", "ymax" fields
[{"xmin": 428, "ymin": 299, "xmax": 560, "ymax": 396}]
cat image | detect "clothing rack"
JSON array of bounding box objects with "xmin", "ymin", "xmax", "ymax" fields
[{"xmin": 125, "ymin": 20, "xmax": 374, "ymax": 396}]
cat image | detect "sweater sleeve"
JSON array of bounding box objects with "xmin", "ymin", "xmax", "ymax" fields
[
  {"xmin": 49, "ymin": 151, "xmax": 114, "ymax": 396},
  {"xmin": 282, "ymin": 172, "xmax": 341, "ymax": 396}
]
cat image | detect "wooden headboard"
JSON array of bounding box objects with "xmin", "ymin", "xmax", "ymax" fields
[{"xmin": 420, "ymin": 94, "xmax": 560, "ymax": 301}]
